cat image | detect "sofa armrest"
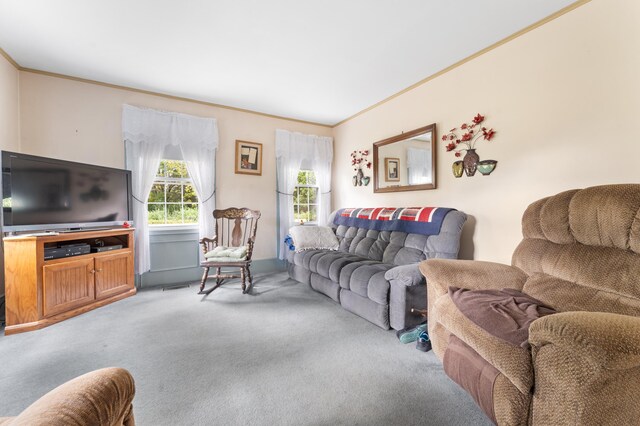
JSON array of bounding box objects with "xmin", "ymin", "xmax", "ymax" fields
[
  {"xmin": 529, "ymin": 311, "xmax": 640, "ymax": 369},
  {"xmin": 12, "ymin": 367, "xmax": 135, "ymax": 426},
  {"xmin": 528, "ymin": 312, "xmax": 640, "ymax": 424},
  {"xmin": 387, "ymin": 264, "xmax": 428, "ymax": 330},
  {"xmin": 385, "ymin": 264, "xmax": 425, "ymax": 287},
  {"xmin": 419, "ymin": 259, "xmax": 528, "ymax": 296}
]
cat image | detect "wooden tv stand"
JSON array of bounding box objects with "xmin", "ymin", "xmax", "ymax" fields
[{"xmin": 4, "ymin": 228, "xmax": 135, "ymax": 335}]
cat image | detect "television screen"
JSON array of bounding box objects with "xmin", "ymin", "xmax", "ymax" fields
[{"xmin": 2, "ymin": 151, "xmax": 132, "ymax": 232}]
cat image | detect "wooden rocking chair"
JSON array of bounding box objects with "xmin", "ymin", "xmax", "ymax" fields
[{"xmin": 198, "ymin": 207, "xmax": 261, "ymax": 295}]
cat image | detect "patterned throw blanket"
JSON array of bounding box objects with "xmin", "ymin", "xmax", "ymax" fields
[{"xmin": 333, "ymin": 207, "xmax": 455, "ymax": 236}]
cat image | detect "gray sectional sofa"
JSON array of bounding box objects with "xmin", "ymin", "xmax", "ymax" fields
[{"xmin": 286, "ymin": 209, "xmax": 467, "ymax": 330}]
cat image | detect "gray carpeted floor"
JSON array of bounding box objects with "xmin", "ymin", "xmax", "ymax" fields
[{"xmin": 0, "ymin": 272, "xmax": 492, "ymax": 425}]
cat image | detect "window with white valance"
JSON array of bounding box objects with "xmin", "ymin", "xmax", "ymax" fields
[
  {"xmin": 275, "ymin": 129, "xmax": 333, "ymax": 260},
  {"xmin": 122, "ymin": 104, "xmax": 219, "ymax": 274}
]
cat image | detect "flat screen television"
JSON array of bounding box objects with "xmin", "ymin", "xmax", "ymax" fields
[{"xmin": 1, "ymin": 151, "xmax": 133, "ymax": 233}]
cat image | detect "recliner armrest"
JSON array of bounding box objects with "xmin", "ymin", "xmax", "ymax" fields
[
  {"xmin": 529, "ymin": 311, "xmax": 640, "ymax": 369},
  {"xmin": 12, "ymin": 367, "xmax": 135, "ymax": 426},
  {"xmin": 527, "ymin": 311, "xmax": 640, "ymax": 424},
  {"xmin": 419, "ymin": 259, "xmax": 528, "ymax": 296},
  {"xmin": 385, "ymin": 264, "xmax": 425, "ymax": 287}
]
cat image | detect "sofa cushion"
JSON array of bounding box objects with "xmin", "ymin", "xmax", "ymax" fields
[
  {"xmin": 297, "ymin": 250, "xmax": 396, "ymax": 303},
  {"xmin": 335, "ymin": 225, "xmax": 356, "ymax": 252},
  {"xmin": 310, "ymin": 273, "xmax": 340, "ymax": 302},
  {"xmin": 434, "ymin": 293, "xmax": 533, "ymax": 394},
  {"xmin": 353, "ymin": 229, "xmax": 378, "ymax": 258},
  {"xmin": 569, "ymin": 185, "xmax": 640, "ymax": 253},
  {"xmin": 514, "ymin": 184, "xmax": 640, "ymax": 316},
  {"xmin": 338, "ymin": 260, "xmax": 380, "ymax": 289},
  {"xmin": 293, "ymin": 250, "xmax": 321, "ymax": 268},
  {"xmin": 294, "ymin": 249, "xmax": 370, "ymax": 280},
  {"xmin": 513, "ymin": 238, "xmax": 640, "ymax": 315},
  {"xmin": 522, "ymin": 272, "xmax": 640, "ymax": 316},
  {"xmin": 340, "ymin": 289, "xmax": 390, "ymax": 329},
  {"xmin": 368, "ymin": 233, "xmax": 389, "ymax": 261},
  {"xmin": 346, "ymin": 263, "xmax": 394, "ymax": 304},
  {"xmin": 307, "ymin": 251, "xmax": 364, "ymax": 282}
]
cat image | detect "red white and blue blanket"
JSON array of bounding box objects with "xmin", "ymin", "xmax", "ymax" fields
[{"xmin": 333, "ymin": 207, "xmax": 455, "ymax": 236}]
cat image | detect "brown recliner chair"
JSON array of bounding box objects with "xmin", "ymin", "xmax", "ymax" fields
[
  {"xmin": 0, "ymin": 367, "xmax": 135, "ymax": 426},
  {"xmin": 420, "ymin": 184, "xmax": 640, "ymax": 425}
]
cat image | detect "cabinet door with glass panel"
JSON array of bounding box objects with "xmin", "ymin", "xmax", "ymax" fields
[{"xmin": 148, "ymin": 160, "xmax": 199, "ymax": 225}]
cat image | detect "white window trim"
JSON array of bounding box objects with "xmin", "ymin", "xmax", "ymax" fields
[
  {"xmin": 293, "ymin": 171, "xmax": 319, "ymax": 225},
  {"xmin": 149, "ymin": 224, "xmax": 199, "ymax": 234},
  {"xmin": 149, "ymin": 161, "xmax": 199, "ymax": 227}
]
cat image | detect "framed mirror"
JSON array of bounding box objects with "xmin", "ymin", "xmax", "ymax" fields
[{"xmin": 373, "ymin": 124, "xmax": 436, "ymax": 193}]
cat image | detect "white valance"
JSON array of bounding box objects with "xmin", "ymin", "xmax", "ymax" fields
[
  {"xmin": 275, "ymin": 129, "xmax": 333, "ymax": 167},
  {"xmin": 122, "ymin": 104, "xmax": 219, "ymax": 150}
]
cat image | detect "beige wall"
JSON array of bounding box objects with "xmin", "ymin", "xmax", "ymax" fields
[
  {"xmin": 0, "ymin": 54, "xmax": 20, "ymax": 151},
  {"xmin": 18, "ymin": 72, "xmax": 332, "ymax": 260},
  {"xmin": 9, "ymin": 0, "xmax": 640, "ymax": 264},
  {"xmin": 332, "ymin": 0, "xmax": 640, "ymax": 264}
]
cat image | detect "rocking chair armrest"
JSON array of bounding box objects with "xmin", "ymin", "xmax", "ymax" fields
[{"xmin": 200, "ymin": 237, "xmax": 217, "ymax": 254}]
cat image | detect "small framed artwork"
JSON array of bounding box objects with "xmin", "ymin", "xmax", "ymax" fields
[
  {"xmin": 235, "ymin": 140, "xmax": 263, "ymax": 176},
  {"xmin": 384, "ymin": 157, "xmax": 400, "ymax": 182}
]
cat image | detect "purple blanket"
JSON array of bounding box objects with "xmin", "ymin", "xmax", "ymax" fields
[{"xmin": 448, "ymin": 287, "xmax": 556, "ymax": 348}]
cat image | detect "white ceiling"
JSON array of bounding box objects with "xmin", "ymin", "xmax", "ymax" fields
[{"xmin": 0, "ymin": 0, "xmax": 578, "ymax": 126}]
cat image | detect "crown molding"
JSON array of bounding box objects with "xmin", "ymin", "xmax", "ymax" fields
[
  {"xmin": 1, "ymin": 0, "xmax": 590, "ymax": 129},
  {"xmin": 332, "ymin": 0, "xmax": 591, "ymax": 128},
  {"xmin": 18, "ymin": 68, "xmax": 332, "ymax": 128},
  {"xmin": 0, "ymin": 47, "xmax": 20, "ymax": 69},
  {"xmin": 1, "ymin": 45, "xmax": 332, "ymax": 128}
]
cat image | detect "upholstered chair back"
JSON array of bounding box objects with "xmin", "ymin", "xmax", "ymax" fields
[{"xmin": 512, "ymin": 184, "xmax": 640, "ymax": 316}]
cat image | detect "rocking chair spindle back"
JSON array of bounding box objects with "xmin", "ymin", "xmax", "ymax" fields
[{"xmin": 199, "ymin": 208, "xmax": 261, "ymax": 295}]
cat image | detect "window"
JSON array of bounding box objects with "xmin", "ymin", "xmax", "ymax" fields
[
  {"xmin": 293, "ymin": 170, "xmax": 318, "ymax": 224},
  {"xmin": 148, "ymin": 160, "xmax": 198, "ymax": 225}
]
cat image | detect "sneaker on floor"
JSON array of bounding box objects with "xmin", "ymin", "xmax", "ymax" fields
[
  {"xmin": 396, "ymin": 322, "xmax": 427, "ymax": 344},
  {"xmin": 416, "ymin": 330, "xmax": 432, "ymax": 352}
]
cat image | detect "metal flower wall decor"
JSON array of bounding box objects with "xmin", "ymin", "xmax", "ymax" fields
[
  {"xmin": 350, "ymin": 149, "xmax": 372, "ymax": 186},
  {"xmin": 443, "ymin": 113, "xmax": 498, "ymax": 177}
]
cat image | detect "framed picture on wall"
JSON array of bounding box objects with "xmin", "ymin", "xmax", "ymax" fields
[
  {"xmin": 235, "ymin": 140, "xmax": 263, "ymax": 176},
  {"xmin": 384, "ymin": 157, "xmax": 400, "ymax": 182}
]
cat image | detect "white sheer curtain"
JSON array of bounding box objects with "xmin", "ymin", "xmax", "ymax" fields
[
  {"xmin": 180, "ymin": 144, "xmax": 216, "ymax": 241},
  {"xmin": 275, "ymin": 129, "xmax": 333, "ymax": 259},
  {"xmin": 406, "ymin": 147, "xmax": 431, "ymax": 185},
  {"xmin": 122, "ymin": 104, "xmax": 219, "ymax": 273},
  {"xmin": 124, "ymin": 141, "xmax": 164, "ymax": 274},
  {"xmin": 311, "ymin": 137, "xmax": 333, "ymax": 226}
]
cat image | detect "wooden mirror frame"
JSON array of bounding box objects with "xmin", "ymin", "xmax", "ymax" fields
[{"xmin": 373, "ymin": 123, "xmax": 437, "ymax": 193}]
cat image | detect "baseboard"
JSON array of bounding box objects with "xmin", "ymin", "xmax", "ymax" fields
[
  {"xmin": 252, "ymin": 258, "xmax": 287, "ymax": 273},
  {"xmin": 138, "ymin": 258, "xmax": 286, "ymax": 289}
]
